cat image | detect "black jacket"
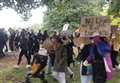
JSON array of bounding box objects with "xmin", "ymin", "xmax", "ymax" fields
[{"xmin": 78, "ymin": 44, "xmax": 92, "ymax": 62}]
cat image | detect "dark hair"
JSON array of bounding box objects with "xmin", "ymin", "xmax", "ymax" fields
[
  {"xmin": 55, "ymin": 36, "xmax": 63, "ymax": 44},
  {"xmin": 100, "ymin": 37, "xmax": 108, "ymax": 44}
]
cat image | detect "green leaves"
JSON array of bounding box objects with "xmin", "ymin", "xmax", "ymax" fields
[
  {"xmin": 0, "ymin": 0, "xmax": 41, "ymax": 20},
  {"xmin": 43, "ymin": 0, "xmax": 102, "ymax": 32},
  {"xmin": 108, "ymin": 0, "xmax": 120, "ymax": 17}
]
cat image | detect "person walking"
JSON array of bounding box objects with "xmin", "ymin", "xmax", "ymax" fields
[
  {"xmin": 0, "ymin": 29, "xmax": 8, "ymax": 57},
  {"xmin": 63, "ymin": 36, "xmax": 74, "ymax": 78},
  {"xmin": 78, "ymin": 42, "xmax": 93, "ymax": 83},
  {"xmin": 85, "ymin": 32, "xmax": 112, "ymax": 83},
  {"xmin": 52, "ymin": 36, "xmax": 67, "ymax": 83},
  {"xmin": 14, "ymin": 29, "xmax": 31, "ymax": 68},
  {"xmin": 8, "ymin": 28, "xmax": 16, "ymax": 51}
]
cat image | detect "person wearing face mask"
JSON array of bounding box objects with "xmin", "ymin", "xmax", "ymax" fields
[
  {"xmin": 78, "ymin": 41, "xmax": 93, "ymax": 83},
  {"xmin": 62, "ymin": 35, "xmax": 74, "ymax": 78},
  {"xmin": 84, "ymin": 32, "xmax": 112, "ymax": 83}
]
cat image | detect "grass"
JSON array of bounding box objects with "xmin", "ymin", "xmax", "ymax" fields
[{"xmin": 0, "ymin": 64, "xmax": 120, "ymax": 83}]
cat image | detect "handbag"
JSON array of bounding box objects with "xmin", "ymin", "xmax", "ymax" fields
[
  {"xmin": 81, "ymin": 63, "xmax": 92, "ymax": 75},
  {"xmin": 31, "ymin": 63, "xmax": 40, "ymax": 75}
]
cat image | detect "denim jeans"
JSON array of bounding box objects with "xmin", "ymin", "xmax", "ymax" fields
[
  {"xmin": 80, "ymin": 62, "xmax": 92, "ymax": 83},
  {"xmin": 52, "ymin": 71, "xmax": 66, "ymax": 83},
  {"xmin": 80, "ymin": 75, "xmax": 92, "ymax": 83},
  {"xmin": 48, "ymin": 56, "xmax": 52, "ymax": 73}
]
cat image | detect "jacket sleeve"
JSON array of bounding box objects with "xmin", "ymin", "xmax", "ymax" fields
[
  {"xmin": 59, "ymin": 46, "xmax": 67, "ymax": 65},
  {"xmin": 78, "ymin": 45, "xmax": 89, "ymax": 62}
]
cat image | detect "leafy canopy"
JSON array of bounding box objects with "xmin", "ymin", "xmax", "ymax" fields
[
  {"xmin": 0, "ymin": 0, "xmax": 42, "ymax": 20},
  {"xmin": 43, "ymin": 0, "xmax": 102, "ymax": 31}
]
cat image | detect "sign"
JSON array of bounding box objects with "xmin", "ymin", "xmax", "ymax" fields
[
  {"xmin": 73, "ymin": 37, "xmax": 90, "ymax": 47},
  {"xmin": 62, "ymin": 23, "xmax": 69, "ymax": 31},
  {"xmin": 80, "ymin": 16, "xmax": 111, "ymax": 37}
]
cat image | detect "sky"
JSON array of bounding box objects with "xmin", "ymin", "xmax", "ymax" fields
[{"xmin": 0, "ymin": 6, "xmax": 47, "ymax": 30}]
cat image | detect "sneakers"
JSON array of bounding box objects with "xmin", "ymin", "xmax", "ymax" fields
[
  {"xmin": 113, "ymin": 68, "xmax": 116, "ymax": 71},
  {"xmin": 14, "ymin": 65, "xmax": 20, "ymax": 69},
  {"xmin": 14, "ymin": 65, "xmax": 31, "ymax": 69},
  {"xmin": 70, "ymin": 74, "xmax": 74, "ymax": 78},
  {"xmin": 22, "ymin": 75, "xmax": 31, "ymax": 83},
  {"xmin": 26, "ymin": 65, "xmax": 31, "ymax": 68},
  {"xmin": 116, "ymin": 64, "xmax": 120, "ymax": 70},
  {"xmin": 42, "ymin": 79, "xmax": 48, "ymax": 83}
]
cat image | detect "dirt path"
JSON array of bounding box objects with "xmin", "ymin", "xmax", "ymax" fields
[{"xmin": 0, "ymin": 52, "xmax": 26, "ymax": 70}]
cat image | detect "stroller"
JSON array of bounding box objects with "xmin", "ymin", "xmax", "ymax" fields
[{"xmin": 23, "ymin": 48, "xmax": 48, "ymax": 83}]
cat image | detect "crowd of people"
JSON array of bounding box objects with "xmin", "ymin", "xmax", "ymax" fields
[{"xmin": 0, "ymin": 28, "xmax": 120, "ymax": 83}]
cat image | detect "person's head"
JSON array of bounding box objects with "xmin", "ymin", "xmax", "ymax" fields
[
  {"xmin": 53, "ymin": 31, "xmax": 57, "ymax": 35},
  {"xmin": 0, "ymin": 28, "xmax": 2, "ymax": 32},
  {"xmin": 30, "ymin": 29, "xmax": 34, "ymax": 34},
  {"xmin": 89, "ymin": 37, "xmax": 94, "ymax": 43},
  {"xmin": 1, "ymin": 28, "xmax": 4, "ymax": 32},
  {"xmin": 75, "ymin": 32, "xmax": 80, "ymax": 38},
  {"xmin": 21, "ymin": 29, "xmax": 26, "ymax": 36},
  {"xmin": 92, "ymin": 32, "xmax": 101, "ymax": 43},
  {"xmin": 54, "ymin": 36, "xmax": 63, "ymax": 49},
  {"xmin": 68, "ymin": 34, "xmax": 73, "ymax": 40},
  {"xmin": 8, "ymin": 28, "xmax": 14, "ymax": 34},
  {"xmin": 39, "ymin": 30, "xmax": 41, "ymax": 33},
  {"xmin": 22, "ymin": 29, "xmax": 26, "ymax": 33},
  {"xmin": 44, "ymin": 30, "xmax": 48, "ymax": 34},
  {"xmin": 61, "ymin": 31, "xmax": 72, "ymax": 44}
]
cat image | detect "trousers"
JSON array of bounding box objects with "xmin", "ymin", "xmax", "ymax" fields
[
  {"xmin": 80, "ymin": 75, "xmax": 92, "ymax": 83},
  {"xmin": 52, "ymin": 71, "xmax": 66, "ymax": 83}
]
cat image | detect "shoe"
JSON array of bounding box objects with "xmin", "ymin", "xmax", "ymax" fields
[
  {"xmin": 42, "ymin": 79, "xmax": 48, "ymax": 83},
  {"xmin": 26, "ymin": 65, "xmax": 31, "ymax": 68},
  {"xmin": 70, "ymin": 74, "xmax": 74, "ymax": 78},
  {"xmin": 113, "ymin": 68, "xmax": 116, "ymax": 71},
  {"xmin": 22, "ymin": 75, "xmax": 31, "ymax": 83},
  {"xmin": 40, "ymin": 71, "xmax": 45, "ymax": 80},
  {"xmin": 47, "ymin": 72, "xmax": 52, "ymax": 75},
  {"xmin": 14, "ymin": 65, "xmax": 20, "ymax": 69},
  {"xmin": 117, "ymin": 64, "xmax": 120, "ymax": 70}
]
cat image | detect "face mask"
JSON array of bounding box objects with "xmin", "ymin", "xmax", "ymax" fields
[{"xmin": 93, "ymin": 36, "xmax": 101, "ymax": 43}]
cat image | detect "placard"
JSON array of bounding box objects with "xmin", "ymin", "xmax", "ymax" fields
[{"xmin": 80, "ymin": 16, "xmax": 111, "ymax": 37}]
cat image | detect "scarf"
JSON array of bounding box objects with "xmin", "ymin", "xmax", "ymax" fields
[
  {"xmin": 95, "ymin": 41, "xmax": 111, "ymax": 57},
  {"xmin": 87, "ymin": 38, "xmax": 111, "ymax": 62}
]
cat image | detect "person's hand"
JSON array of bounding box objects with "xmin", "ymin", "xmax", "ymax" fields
[{"xmin": 83, "ymin": 60, "xmax": 90, "ymax": 66}]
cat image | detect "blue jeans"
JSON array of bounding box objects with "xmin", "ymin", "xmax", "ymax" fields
[
  {"xmin": 80, "ymin": 75, "xmax": 92, "ymax": 83},
  {"xmin": 80, "ymin": 63, "xmax": 92, "ymax": 83},
  {"xmin": 48, "ymin": 56, "xmax": 52, "ymax": 73}
]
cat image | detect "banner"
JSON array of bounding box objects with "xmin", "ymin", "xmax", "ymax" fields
[{"xmin": 80, "ymin": 16, "xmax": 111, "ymax": 37}]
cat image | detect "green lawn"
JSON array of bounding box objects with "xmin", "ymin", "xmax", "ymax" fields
[{"xmin": 0, "ymin": 64, "xmax": 120, "ymax": 83}]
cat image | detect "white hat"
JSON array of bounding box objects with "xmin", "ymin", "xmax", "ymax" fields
[{"xmin": 92, "ymin": 32, "xmax": 100, "ymax": 37}]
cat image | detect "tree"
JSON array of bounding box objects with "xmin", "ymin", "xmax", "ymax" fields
[
  {"xmin": 0, "ymin": 0, "xmax": 42, "ymax": 20},
  {"xmin": 108, "ymin": 0, "xmax": 120, "ymax": 17},
  {"xmin": 105, "ymin": 0, "xmax": 120, "ymax": 27},
  {"xmin": 43, "ymin": 0, "xmax": 103, "ymax": 32}
]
